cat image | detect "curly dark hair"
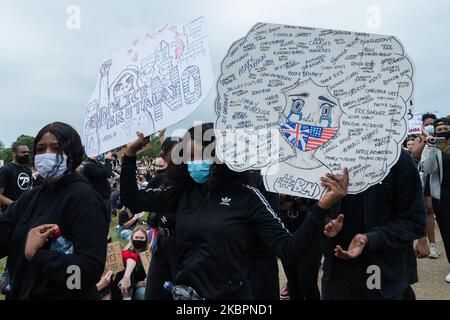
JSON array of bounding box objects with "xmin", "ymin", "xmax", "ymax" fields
[
  {"xmin": 33, "ymin": 122, "xmax": 85, "ymax": 176},
  {"xmin": 435, "ymin": 117, "xmax": 450, "ymax": 127},
  {"xmin": 422, "ymin": 113, "xmax": 437, "ymax": 123},
  {"xmin": 11, "ymin": 142, "xmax": 28, "ymax": 153},
  {"xmin": 163, "ymin": 123, "xmax": 249, "ymax": 204}
]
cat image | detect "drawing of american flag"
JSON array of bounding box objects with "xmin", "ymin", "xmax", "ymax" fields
[{"xmin": 304, "ymin": 126, "xmax": 337, "ymax": 151}]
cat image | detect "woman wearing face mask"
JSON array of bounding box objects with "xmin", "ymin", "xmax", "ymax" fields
[
  {"xmin": 421, "ymin": 117, "xmax": 450, "ymax": 283},
  {"xmin": 121, "ymin": 123, "xmax": 348, "ymax": 299},
  {"xmin": 0, "ymin": 122, "xmax": 110, "ymax": 300},
  {"xmin": 111, "ymin": 226, "xmax": 149, "ymax": 300}
]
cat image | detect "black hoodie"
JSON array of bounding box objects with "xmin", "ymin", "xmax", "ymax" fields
[
  {"xmin": 321, "ymin": 150, "xmax": 426, "ymax": 299},
  {"xmin": 0, "ymin": 174, "xmax": 109, "ymax": 300},
  {"xmin": 83, "ymin": 158, "xmax": 113, "ymax": 200},
  {"xmin": 121, "ymin": 155, "xmax": 329, "ymax": 299}
]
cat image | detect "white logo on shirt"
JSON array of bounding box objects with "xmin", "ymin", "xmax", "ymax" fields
[
  {"xmin": 220, "ymin": 197, "xmax": 231, "ymax": 206},
  {"xmin": 17, "ymin": 172, "xmax": 30, "ymax": 191}
]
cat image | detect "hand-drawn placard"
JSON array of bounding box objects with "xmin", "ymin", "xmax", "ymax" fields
[
  {"xmin": 140, "ymin": 251, "xmax": 152, "ymax": 275},
  {"xmin": 215, "ymin": 23, "xmax": 414, "ymax": 199},
  {"xmin": 408, "ymin": 111, "xmax": 441, "ymax": 135},
  {"xmin": 84, "ymin": 17, "xmax": 213, "ymax": 157},
  {"xmin": 104, "ymin": 241, "xmax": 125, "ymax": 275}
]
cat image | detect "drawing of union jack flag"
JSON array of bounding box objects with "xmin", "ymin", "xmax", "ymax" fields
[
  {"xmin": 281, "ymin": 121, "xmax": 338, "ymax": 151},
  {"xmin": 280, "ymin": 121, "xmax": 310, "ymax": 151}
]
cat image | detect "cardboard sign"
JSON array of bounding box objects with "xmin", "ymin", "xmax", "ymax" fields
[
  {"xmin": 103, "ymin": 241, "xmax": 125, "ymax": 275},
  {"xmin": 140, "ymin": 250, "xmax": 152, "ymax": 275}
]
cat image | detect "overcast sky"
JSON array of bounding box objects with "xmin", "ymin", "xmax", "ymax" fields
[{"xmin": 1, "ymin": 0, "xmax": 449, "ymax": 147}]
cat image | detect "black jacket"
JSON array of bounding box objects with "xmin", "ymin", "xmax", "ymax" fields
[
  {"xmin": 322, "ymin": 149, "xmax": 426, "ymax": 299},
  {"xmin": 83, "ymin": 159, "xmax": 113, "ymax": 200},
  {"xmin": 121, "ymin": 155, "xmax": 329, "ymax": 299},
  {"xmin": 247, "ymin": 171, "xmax": 280, "ymax": 258},
  {"xmin": 0, "ymin": 174, "xmax": 109, "ymax": 300},
  {"xmin": 145, "ymin": 172, "xmax": 176, "ymax": 237}
]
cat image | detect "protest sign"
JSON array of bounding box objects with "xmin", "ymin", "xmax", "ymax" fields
[
  {"xmin": 140, "ymin": 251, "xmax": 152, "ymax": 275},
  {"xmin": 408, "ymin": 111, "xmax": 441, "ymax": 135},
  {"xmin": 84, "ymin": 17, "xmax": 213, "ymax": 156},
  {"xmin": 215, "ymin": 23, "xmax": 414, "ymax": 199},
  {"xmin": 104, "ymin": 241, "xmax": 125, "ymax": 275}
]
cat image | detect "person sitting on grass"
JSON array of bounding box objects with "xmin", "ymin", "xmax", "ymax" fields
[
  {"xmin": 117, "ymin": 207, "xmax": 145, "ymax": 240},
  {"xmin": 111, "ymin": 226, "xmax": 149, "ymax": 300}
]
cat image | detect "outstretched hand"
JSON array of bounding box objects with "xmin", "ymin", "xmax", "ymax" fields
[
  {"xmin": 324, "ymin": 214, "xmax": 344, "ymax": 238},
  {"xmin": 334, "ymin": 234, "xmax": 368, "ymax": 260}
]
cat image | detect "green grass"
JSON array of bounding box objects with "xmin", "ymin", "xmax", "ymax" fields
[
  {"xmin": 0, "ymin": 212, "xmax": 146, "ymax": 300},
  {"xmin": 110, "ymin": 213, "xmax": 135, "ymax": 248},
  {"xmin": 0, "ymin": 257, "xmax": 5, "ymax": 300},
  {"xmin": 0, "ymin": 258, "xmax": 5, "ymax": 274}
]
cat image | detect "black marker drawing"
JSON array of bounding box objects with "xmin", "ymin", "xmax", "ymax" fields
[{"xmin": 83, "ymin": 17, "xmax": 213, "ymax": 157}]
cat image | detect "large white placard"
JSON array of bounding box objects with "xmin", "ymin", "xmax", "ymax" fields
[
  {"xmin": 84, "ymin": 17, "xmax": 213, "ymax": 156},
  {"xmin": 215, "ymin": 23, "xmax": 414, "ymax": 199}
]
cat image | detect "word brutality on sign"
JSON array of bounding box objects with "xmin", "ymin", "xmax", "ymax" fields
[
  {"xmin": 215, "ymin": 23, "xmax": 414, "ymax": 199},
  {"xmin": 84, "ymin": 17, "xmax": 213, "ymax": 157}
]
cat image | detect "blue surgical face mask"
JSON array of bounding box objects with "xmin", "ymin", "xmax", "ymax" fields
[
  {"xmin": 187, "ymin": 159, "xmax": 213, "ymax": 184},
  {"xmin": 425, "ymin": 125, "xmax": 435, "ymax": 136},
  {"xmin": 97, "ymin": 154, "xmax": 105, "ymax": 162},
  {"xmin": 35, "ymin": 153, "xmax": 68, "ymax": 182}
]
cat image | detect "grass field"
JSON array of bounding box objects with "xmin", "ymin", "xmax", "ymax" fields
[
  {"xmin": 0, "ymin": 257, "xmax": 5, "ymax": 300},
  {"xmin": 0, "ymin": 213, "xmax": 143, "ymax": 300}
]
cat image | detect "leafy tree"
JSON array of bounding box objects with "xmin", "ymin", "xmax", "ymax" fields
[
  {"xmin": 1, "ymin": 148, "xmax": 12, "ymax": 163},
  {"xmin": 15, "ymin": 135, "xmax": 35, "ymax": 153},
  {"xmin": 138, "ymin": 136, "xmax": 161, "ymax": 160}
]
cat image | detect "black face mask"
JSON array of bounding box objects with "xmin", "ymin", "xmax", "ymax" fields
[
  {"xmin": 132, "ymin": 240, "xmax": 146, "ymax": 250},
  {"xmin": 16, "ymin": 154, "xmax": 29, "ymax": 165},
  {"xmin": 156, "ymin": 169, "xmax": 166, "ymax": 174},
  {"xmin": 436, "ymin": 131, "xmax": 450, "ymax": 139}
]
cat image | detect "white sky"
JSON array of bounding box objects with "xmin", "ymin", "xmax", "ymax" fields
[{"xmin": 1, "ymin": 0, "xmax": 449, "ymax": 146}]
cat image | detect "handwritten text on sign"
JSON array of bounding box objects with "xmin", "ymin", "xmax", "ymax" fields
[{"xmin": 215, "ymin": 23, "xmax": 413, "ymax": 199}]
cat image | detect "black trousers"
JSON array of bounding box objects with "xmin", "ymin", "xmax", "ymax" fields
[
  {"xmin": 145, "ymin": 235, "xmax": 177, "ymax": 300},
  {"xmin": 433, "ymin": 196, "xmax": 450, "ymax": 264},
  {"xmin": 322, "ymin": 262, "xmax": 404, "ymax": 300},
  {"xmin": 247, "ymin": 255, "xmax": 279, "ymax": 300},
  {"xmin": 281, "ymin": 236, "xmax": 322, "ymax": 300}
]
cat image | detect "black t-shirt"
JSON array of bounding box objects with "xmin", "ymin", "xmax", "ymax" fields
[
  {"xmin": 441, "ymin": 152, "xmax": 450, "ymax": 198},
  {"xmin": 118, "ymin": 210, "xmax": 137, "ymax": 229},
  {"xmin": 0, "ymin": 163, "xmax": 32, "ymax": 211}
]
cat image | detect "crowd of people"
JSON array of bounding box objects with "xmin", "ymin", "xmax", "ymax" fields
[{"xmin": 0, "ymin": 113, "xmax": 449, "ymax": 300}]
